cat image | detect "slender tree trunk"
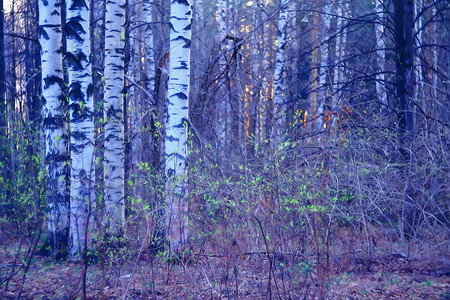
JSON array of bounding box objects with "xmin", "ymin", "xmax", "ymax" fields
[
  {"xmin": 0, "ymin": 0, "xmax": 7, "ymax": 175},
  {"xmin": 273, "ymin": 0, "xmax": 288, "ymax": 141},
  {"xmin": 165, "ymin": 0, "xmax": 192, "ymax": 254},
  {"xmin": 310, "ymin": 0, "xmax": 320, "ymax": 134},
  {"xmin": 332, "ymin": 1, "xmax": 348, "ymax": 127},
  {"xmin": 248, "ymin": 0, "xmax": 260, "ymax": 156},
  {"xmin": 39, "ymin": 0, "xmax": 69, "ymax": 254},
  {"xmin": 317, "ymin": 3, "xmax": 331, "ymax": 132},
  {"xmin": 91, "ymin": 0, "xmax": 105, "ymax": 232},
  {"xmin": 394, "ymin": 0, "xmax": 414, "ymax": 153},
  {"xmin": 103, "ymin": 0, "xmax": 126, "ymax": 237},
  {"xmin": 66, "ymin": 0, "xmax": 95, "ymax": 257},
  {"xmin": 216, "ymin": 0, "xmax": 228, "ymax": 158},
  {"xmin": 393, "ymin": 0, "xmax": 415, "ymax": 241},
  {"xmin": 375, "ymin": 0, "xmax": 388, "ymax": 110}
]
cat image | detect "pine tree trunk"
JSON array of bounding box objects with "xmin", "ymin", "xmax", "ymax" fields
[
  {"xmin": 165, "ymin": 0, "xmax": 192, "ymax": 254},
  {"xmin": 39, "ymin": 0, "xmax": 69, "ymax": 254},
  {"xmin": 66, "ymin": 0, "xmax": 95, "ymax": 257},
  {"xmin": 103, "ymin": 0, "xmax": 126, "ymax": 237}
]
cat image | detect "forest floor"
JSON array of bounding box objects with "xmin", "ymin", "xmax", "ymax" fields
[{"xmin": 1, "ymin": 246, "xmax": 449, "ymax": 299}]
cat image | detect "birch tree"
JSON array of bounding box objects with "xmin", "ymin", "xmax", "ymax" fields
[
  {"xmin": 216, "ymin": 0, "xmax": 228, "ymax": 156},
  {"xmin": 39, "ymin": 0, "xmax": 69, "ymax": 253},
  {"xmin": 375, "ymin": 0, "xmax": 387, "ymax": 109},
  {"xmin": 273, "ymin": 0, "xmax": 289, "ymax": 140},
  {"xmin": 103, "ymin": 0, "xmax": 126, "ymax": 236},
  {"xmin": 66, "ymin": 0, "xmax": 95, "ymax": 256},
  {"xmin": 165, "ymin": 0, "xmax": 192, "ymax": 253}
]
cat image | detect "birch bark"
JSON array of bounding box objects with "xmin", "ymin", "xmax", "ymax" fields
[
  {"xmin": 273, "ymin": 0, "xmax": 288, "ymax": 141},
  {"xmin": 165, "ymin": 0, "xmax": 192, "ymax": 253},
  {"xmin": 39, "ymin": 0, "xmax": 69, "ymax": 253},
  {"xmin": 103, "ymin": 0, "xmax": 126, "ymax": 236},
  {"xmin": 375, "ymin": 0, "xmax": 387, "ymax": 109},
  {"xmin": 66, "ymin": 0, "xmax": 95, "ymax": 256}
]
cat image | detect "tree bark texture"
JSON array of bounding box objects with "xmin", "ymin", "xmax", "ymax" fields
[
  {"xmin": 103, "ymin": 0, "xmax": 126, "ymax": 236},
  {"xmin": 66, "ymin": 0, "xmax": 95, "ymax": 256},
  {"xmin": 39, "ymin": 0, "xmax": 69, "ymax": 252},
  {"xmin": 165, "ymin": 0, "xmax": 192, "ymax": 253}
]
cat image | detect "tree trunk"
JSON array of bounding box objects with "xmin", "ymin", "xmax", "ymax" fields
[
  {"xmin": 165, "ymin": 0, "xmax": 192, "ymax": 254},
  {"xmin": 375, "ymin": 0, "xmax": 388, "ymax": 110},
  {"xmin": 216, "ymin": 0, "xmax": 228, "ymax": 158},
  {"xmin": 332, "ymin": 1, "xmax": 348, "ymax": 127},
  {"xmin": 317, "ymin": 3, "xmax": 331, "ymax": 132},
  {"xmin": 273, "ymin": 0, "xmax": 288, "ymax": 142},
  {"xmin": 0, "ymin": 0, "xmax": 7, "ymax": 183},
  {"xmin": 310, "ymin": 0, "xmax": 319, "ymax": 134},
  {"xmin": 393, "ymin": 0, "xmax": 414, "ymax": 154},
  {"xmin": 39, "ymin": 0, "xmax": 69, "ymax": 254},
  {"xmin": 103, "ymin": 0, "xmax": 126, "ymax": 237},
  {"xmin": 393, "ymin": 0, "xmax": 415, "ymax": 241},
  {"xmin": 66, "ymin": 0, "xmax": 95, "ymax": 257}
]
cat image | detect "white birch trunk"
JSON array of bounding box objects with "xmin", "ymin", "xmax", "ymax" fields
[
  {"xmin": 143, "ymin": 0, "xmax": 155, "ymax": 95},
  {"xmin": 375, "ymin": 0, "xmax": 387, "ymax": 109},
  {"xmin": 66, "ymin": 0, "xmax": 95, "ymax": 257},
  {"xmin": 103, "ymin": 0, "xmax": 126, "ymax": 236},
  {"xmin": 39, "ymin": 0, "xmax": 69, "ymax": 252},
  {"xmin": 273, "ymin": 0, "xmax": 288, "ymax": 140},
  {"xmin": 165, "ymin": 0, "xmax": 192, "ymax": 253},
  {"xmin": 216, "ymin": 0, "xmax": 227, "ymax": 154},
  {"xmin": 431, "ymin": 6, "xmax": 438, "ymax": 102},
  {"xmin": 251, "ymin": 0, "xmax": 260, "ymax": 143}
]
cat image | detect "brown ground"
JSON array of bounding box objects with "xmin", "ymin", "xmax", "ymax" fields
[{"xmin": 1, "ymin": 250, "xmax": 449, "ymax": 299}]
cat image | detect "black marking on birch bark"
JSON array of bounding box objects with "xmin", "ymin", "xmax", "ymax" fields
[
  {"xmin": 183, "ymin": 23, "xmax": 191, "ymax": 31},
  {"xmin": 65, "ymin": 19, "xmax": 87, "ymax": 42},
  {"xmin": 172, "ymin": 35, "xmax": 190, "ymax": 45},
  {"xmin": 42, "ymin": 0, "xmax": 49, "ymax": 6},
  {"xmin": 44, "ymin": 75, "xmax": 65, "ymax": 89},
  {"xmin": 46, "ymin": 153, "xmax": 70, "ymax": 163},
  {"xmin": 70, "ymin": 130, "xmax": 89, "ymax": 141},
  {"xmin": 172, "ymin": 92, "xmax": 188, "ymax": 100},
  {"xmin": 166, "ymin": 135, "xmax": 180, "ymax": 142},
  {"xmin": 51, "ymin": 9, "xmax": 61, "ymax": 16},
  {"xmin": 43, "ymin": 114, "xmax": 67, "ymax": 127},
  {"xmin": 68, "ymin": 83, "xmax": 85, "ymax": 100},
  {"xmin": 39, "ymin": 27, "xmax": 50, "ymax": 40},
  {"xmin": 168, "ymin": 22, "xmax": 175, "ymax": 33},
  {"xmin": 173, "ymin": 153, "xmax": 185, "ymax": 161},
  {"xmin": 105, "ymin": 106, "xmax": 122, "ymax": 119},
  {"xmin": 173, "ymin": 0, "xmax": 189, "ymax": 5},
  {"xmin": 167, "ymin": 168, "xmax": 175, "ymax": 178},
  {"xmin": 68, "ymin": 0, "xmax": 88, "ymax": 10},
  {"xmin": 66, "ymin": 52, "xmax": 85, "ymax": 70}
]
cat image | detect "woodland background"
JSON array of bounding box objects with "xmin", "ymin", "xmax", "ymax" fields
[{"xmin": 0, "ymin": 0, "xmax": 449, "ymax": 298}]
